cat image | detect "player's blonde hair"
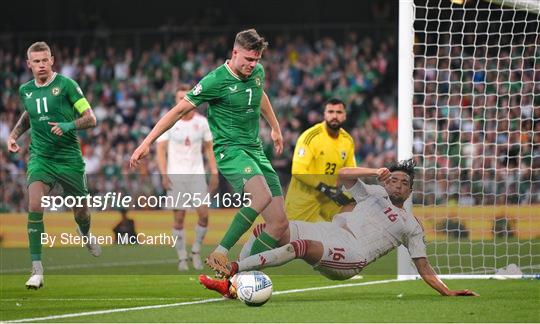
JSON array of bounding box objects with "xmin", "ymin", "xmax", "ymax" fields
[
  {"xmin": 234, "ymin": 29, "xmax": 268, "ymax": 53},
  {"xmin": 27, "ymin": 41, "xmax": 51, "ymax": 59}
]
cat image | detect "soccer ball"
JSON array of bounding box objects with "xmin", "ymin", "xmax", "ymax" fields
[{"xmin": 230, "ymin": 271, "xmax": 273, "ymax": 307}]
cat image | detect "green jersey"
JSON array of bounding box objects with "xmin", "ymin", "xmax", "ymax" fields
[
  {"xmin": 19, "ymin": 73, "xmax": 90, "ymax": 163},
  {"xmin": 185, "ymin": 62, "xmax": 265, "ymax": 149}
]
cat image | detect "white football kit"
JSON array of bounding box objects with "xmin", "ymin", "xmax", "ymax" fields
[
  {"xmin": 289, "ymin": 180, "xmax": 427, "ymax": 280},
  {"xmin": 156, "ymin": 113, "xmax": 212, "ymax": 209}
]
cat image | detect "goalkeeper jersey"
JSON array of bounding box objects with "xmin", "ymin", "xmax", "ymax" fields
[{"xmin": 287, "ymin": 122, "xmax": 356, "ymax": 196}]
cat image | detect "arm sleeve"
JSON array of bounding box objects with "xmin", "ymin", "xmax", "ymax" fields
[
  {"xmin": 345, "ymin": 140, "xmax": 356, "ymax": 167},
  {"xmin": 18, "ymin": 86, "xmax": 28, "ymax": 112},
  {"xmin": 345, "ymin": 181, "xmax": 387, "ymax": 202},
  {"xmin": 184, "ymin": 73, "xmax": 220, "ymax": 107},
  {"xmin": 345, "ymin": 180, "xmax": 370, "ymax": 202},
  {"xmin": 291, "ymin": 135, "xmax": 314, "ymax": 175},
  {"xmin": 65, "ymin": 78, "xmax": 90, "ymax": 114},
  {"xmin": 403, "ymin": 225, "xmax": 428, "ymax": 259}
]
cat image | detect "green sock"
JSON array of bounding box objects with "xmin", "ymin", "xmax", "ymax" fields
[
  {"xmin": 76, "ymin": 215, "xmax": 91, "ymax": 236},
  {"xmin": 250, "ymin": 231, "xmax": 279, "ymax": 255},
  {"xmin": 219, "ymin": 207, "xmax": 259, "ymax": 250},
  {"xmin": 28, "ymin": 212, "xmax": 44, "ymax": 261}
]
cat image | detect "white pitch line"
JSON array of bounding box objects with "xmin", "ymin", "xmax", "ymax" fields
[
  {"xmin": 1, "ymin": 297, "xmax": 193, "ymax": 302},
  {"xmin": 1, "ymin": 259, "xmax": 178, "ymax": 274},
  {"xmin": 6, "ymin": 279, "xmax": 399, "ymax": 323}
]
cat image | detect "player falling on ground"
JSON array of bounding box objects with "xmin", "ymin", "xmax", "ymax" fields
[
  {"xmin": 200, "ymin": 160, "xmax": 478, "ymax": 297},
  {"xmin": 156, "ymin": 86, "xmax": 219, "ymax": 271},
  {"xmin": 130, "ymin": 29, "xmax": 288, "ymax": 271},
  {"xmin": 286, "ymin": 98, "xmax": 357, "ymax": 222},
  {"xmin": 6, "ymin": 42, "xmax": 101, "ymax": 289}
]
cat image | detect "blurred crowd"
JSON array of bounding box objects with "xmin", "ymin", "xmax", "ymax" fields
[
  {"xmin": 1, "ymin": 29, "xmax": 538, "ymax": 212},
  {"xmin": 412, "ymin": 34, "xmax": 540, "ymax": 206},
  {"xmin": 0, "ymin": 32, "xmax": 399, "ymax": 211}
]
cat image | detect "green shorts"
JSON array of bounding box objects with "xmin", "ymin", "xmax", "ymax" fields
[
  {"xmin": 215, "ymin": 146, "xmax": 283, "ymax": 197},
  {"xmin": 27, "ymin": 156, "xmax": 88, "ymax": 197}
]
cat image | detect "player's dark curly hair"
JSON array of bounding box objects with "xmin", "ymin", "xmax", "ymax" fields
[
  {"xmin": 234, "ymin": 29, "xmax": 268, "ymax": 52},
  {"xmin": 388, "ymin": 158, "xmax": 416, "ymax": 188}
]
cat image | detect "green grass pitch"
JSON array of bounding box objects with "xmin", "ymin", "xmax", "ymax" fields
[{"xmin": 1, "ymin": 245, "xmax": 539, "ymax": 322}]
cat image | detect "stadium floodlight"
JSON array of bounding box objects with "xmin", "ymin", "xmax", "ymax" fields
[{"xmin": 398, "ymin": 0, "xmax": 539, "ymax": 280}]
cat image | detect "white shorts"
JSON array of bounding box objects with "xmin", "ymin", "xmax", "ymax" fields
[
  {"xmin": 289, "ymin": 221, "xmax": 367, "ymax": 280},
  {"xmin": 166, "ymin": 177, "xmax": 208, "ymax": 210}
]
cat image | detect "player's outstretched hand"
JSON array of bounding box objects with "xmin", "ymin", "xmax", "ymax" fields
[
  {"xmin": 130, "ymin": 144, "xmax": 150, "ymax": 168},
  {"xmin": 447, "ymin": 289, "xmax": 479, "ymax": 296},
  {"xmin": 271, "ymin": 129, "xmax": 283, "ymax": 156},
  {"xmin": 7, "ymin": 136, "xmax": 20, "ymax": 153},
  {"xmin": 377, "ymin": 168, "xmax": 391, "ymax": 182}
]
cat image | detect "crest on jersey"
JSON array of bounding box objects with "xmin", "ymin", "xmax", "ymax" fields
[
  {"xmin": 244, "ymin": 166, "xmax": 252, "ymax": 174},
  {"xmin": 192, "ymin": 83, "xmax": 202, "ymax": 96},
  {"xmin": 255, "ymin": 77, "xmax": 261, "ymax": 87},
  {"xmin": 25, "ymin": 92, "xmax": 33, "ymax": 99},
  {"xmin": 51, "ymin": 87, "xmax": 60, "ymax": 96},
  {"xmin": 341, "ymin": 151, "xmax": 346, "ymax": 160},
  {"xmin": 298, "ymin": 147, "xmax": 306, "ymax": 157}
]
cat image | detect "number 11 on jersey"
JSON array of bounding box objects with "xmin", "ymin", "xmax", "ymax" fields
[{"xmin": 36, "ymin": 97, "xmax": 49, "ymax": 114}]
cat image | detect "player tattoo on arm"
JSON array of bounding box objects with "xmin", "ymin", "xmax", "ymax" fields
[
  {"xmin": 73, "ymin": 109, "xmax": 97, "ymax": 130},
  {"xmin": 9, "ymin": 111, "xmax": 30, "ymax": 139}
]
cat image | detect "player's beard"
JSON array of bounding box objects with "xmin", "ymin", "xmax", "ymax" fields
[
  {"xmin": 326, "ymin": 119, "xmax": 343, "ymax": 131},
  {"xmin": 389, "ymin": 192, "xmax": 406, "ymax": 206}
]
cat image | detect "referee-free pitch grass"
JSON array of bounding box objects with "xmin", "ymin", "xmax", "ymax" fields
[{"xmin": 1, "ymin": 248, "xmax": 539, "ymax": 322}]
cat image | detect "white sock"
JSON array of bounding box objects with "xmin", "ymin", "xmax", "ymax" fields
[
  {"xmin": 238, "ymin": 243, "xmax": 296, "ymax": 272},
  {"xmin": 32, "ymin": 261, "xmax": 43, "ymax": 275},
  {"xmin": 192, "ymin": 224, "xmax": 207, "ymax": 254},
  {"xmin": 172, "ymin": 228, "xmax": 187, "ymax": 260},
  {"xmin": 238, "ymin": 233, "xmax": 256, "ymax": 261},
  {"xmin": 214, "ymin": 245, "xmax": 229, "ymax": 255}
]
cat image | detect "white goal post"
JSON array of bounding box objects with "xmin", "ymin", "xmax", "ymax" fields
[{"xmin": 397, "ymin": 0, "xmax": 539, "ymax": 280}]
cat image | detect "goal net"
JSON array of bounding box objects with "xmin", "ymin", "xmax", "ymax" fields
[{"xmin": 401, "ymin": 0, "xmax": 539, "ymax": 277}]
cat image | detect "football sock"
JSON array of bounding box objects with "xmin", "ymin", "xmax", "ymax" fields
[
  {"xmin": 238, "ymin": 240, "xmax": 308, "ymax": 272},
  {"xmin": 219, "ymin": 207, "xmax": 259, "ymax": 250},
  {"xmin": 192, "ymin": 224, "xmax": 207, "ymax": 254},
  {"xmin": 238, "ymin": 224, "xmax": 266, "ymax": 261},
  {"xmin": 238, "ymin": 234, "xmax": 256, "ymax": 261},
  {"xmin": 75, "ymin": 214, "xmax": 91, "ymax": 236},
  {"xmin": 249, "ymin": 231, "xmax": 279, "ymax": 255},
  {"xmin": 172, "ymin": 228, "xmax": 187, "ymax": 259},
  {"xmin": 28, "ymin": 212, "xmax": 44, "ymax": 261},
  {"xmin": 32, "ymin": 261, "xmax": 43, "ymax": 275}
]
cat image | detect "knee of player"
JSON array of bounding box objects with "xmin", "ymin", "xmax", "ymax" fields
[
  {"xmin": 197, "ymin": 214, "xmax": 209, "ymax": 226},
  {"xmin": 28, "ymin": 200, "xmax": 44, "ymax": 213}
]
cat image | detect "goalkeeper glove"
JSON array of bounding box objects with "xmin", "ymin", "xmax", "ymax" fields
[{"xmin": 316, "ymin": 183, "xmax": 354, "ymax": 206}]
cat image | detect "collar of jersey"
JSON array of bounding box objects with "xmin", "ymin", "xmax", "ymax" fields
[
  {"xmin": 34, "ymin": 72, "xmax": 58, "ymax": 88},
  {"xmin": 224, "ymin": 61, "xmax": 242, "ymax": 81}
]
